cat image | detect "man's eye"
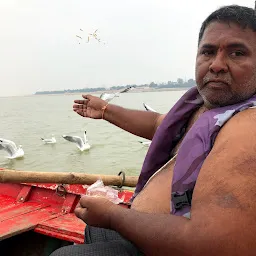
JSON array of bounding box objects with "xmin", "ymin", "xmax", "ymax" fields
[
  {"xmin": 230, "ymin": 51, "xmax": 244, "ymax": 57},
  {"xmin": 201, "ymin": 50, "xmax": 214, "ymax": 56}
]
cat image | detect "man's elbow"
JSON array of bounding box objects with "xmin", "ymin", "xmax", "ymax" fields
[{"xmin": 151, "ymin": 113, "xmax": 166, "ymax": 137}]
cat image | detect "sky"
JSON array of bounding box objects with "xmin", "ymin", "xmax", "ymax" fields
[{"xmin": 0, "ymin": 0, "xmax": 255, "ymax": 97}]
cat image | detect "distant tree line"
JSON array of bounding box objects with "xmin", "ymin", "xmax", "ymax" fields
[{"xmin": 34, "ymin": 78, "xmax": 196, "ymax": 95}]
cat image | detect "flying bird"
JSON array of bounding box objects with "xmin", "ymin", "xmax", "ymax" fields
[
  {"xmin": 62, "ymin": 131, "xmax": 91, "ymax": 151},
  {"xmin": 76, "ymin": 35, "xmax": 83, "ymax": 44},
  {"xmin": 76, "ymin": 28, "xmax": 105, "ymax": 45},
  {"xmin": 143, "ymin": 103, "xmax": 157, "ymax": 112},
  {"xmin": 100, "ymin": 86, "xmax": 135, "ymax": 102},
  {"xmin": 0, "ymin": 138, "xmax": 24, "ymax": 159}
]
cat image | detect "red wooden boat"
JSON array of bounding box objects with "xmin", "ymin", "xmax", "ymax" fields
[{"xmin": 0, "ymin": 182, "xmax": 134, "ymax": 255}]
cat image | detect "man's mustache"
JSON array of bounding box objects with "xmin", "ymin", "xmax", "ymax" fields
[{"xmin": 203, "ymin": 76, "xmax": 231, "ymax": 85}]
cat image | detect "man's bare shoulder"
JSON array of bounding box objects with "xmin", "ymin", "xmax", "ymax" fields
[
  {"xmin": 214, "ymin": 107, "xmax": 256, "ymax": 145},
  {"xmin": 199, "ymin": 107, "xmax": 256, "ymax": 187},
  {"xmin": 189, "ymin": 107, "xmax": 256, "ymax": 253}
]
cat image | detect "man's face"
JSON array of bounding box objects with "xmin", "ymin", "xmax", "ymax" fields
[{"xmin": 196, "ymin": 21, "xmax": 256, "ymax": 108}]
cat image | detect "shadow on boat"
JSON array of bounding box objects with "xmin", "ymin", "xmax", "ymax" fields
[{"xmin": 0, "ymin": 231, "xmax": 71, "ymax": 256}]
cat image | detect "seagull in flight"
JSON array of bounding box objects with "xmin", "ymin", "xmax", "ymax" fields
[
  {"xmin": 0, "ymin": 138, "xmax": 24, "ymax": 159},
  {"xmin": 76, "ymin": 28, "xmax": 105, "ymax": 45},
  {"xmin": 100, "ymin": 86, "xmax": 135, "ymax": 102},
  {"xmin": 62, "ymin": 131, "xmax": 91, "ymax": 151},
  {"xmin": 143, "ymin": 103, "xmax": 157, "ymax": 112}
]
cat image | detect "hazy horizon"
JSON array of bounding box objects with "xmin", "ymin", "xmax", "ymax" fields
[{"xmin": 0, "ymin": 0, "xmax": 254, "ymax": 97}]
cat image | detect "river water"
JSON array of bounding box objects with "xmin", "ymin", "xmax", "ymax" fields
[{"xmin": 0, "ymin": 90, "xmax": 187, "ymax": 176}]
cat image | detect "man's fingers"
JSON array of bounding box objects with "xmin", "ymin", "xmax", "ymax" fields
[
  {"xmin": 79, "ymin": 195, "xmax": 92, "ymax": 208},
  {"xmin": 73, "ymin": 104, "xmax": 86, "ymax": 109},
  {"xmin": 82, "ymin": 94, "xmax": 92, "ymax": 100},
  {"xmin": 74, "ymin": 100, "xmax": 84, "ymax": 104},
  {"xmin": 74, "ymin": 99, "xmax": 88, "ymax": 105},
  {"xmin": 75, "ymin": 201, "xmax": 82, "ymax": 209},
  {"xmin": 74, "ymin": 207, "xmax": 88, "ymax": 220}
]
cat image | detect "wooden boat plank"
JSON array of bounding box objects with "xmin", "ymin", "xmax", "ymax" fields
[
  {"xmin": 0, "ymin": 202, "xmax": 50, "ymax": 222},
  {"xmin": 0, "ymin": 206, "xmax": 62, "ymax": 241},
  {"xmin": 0, "ymin": 194, "xmax": 19, "ymax": 212},
  {"xmin": 35, "ymin": 213, "xmax": 85, "ymax": 244}
]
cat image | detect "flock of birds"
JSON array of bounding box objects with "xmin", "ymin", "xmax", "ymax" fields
[
  {"xmin": 76, "ymin": 29, "xmax": 105, "ymax": 44},
  {"xmin": 0, "ymin": 87, "xmax": 157, "ymax": 160},
  {"xmin": 0, "ymin": 131, "xmax": 91, "ymax": 160}
]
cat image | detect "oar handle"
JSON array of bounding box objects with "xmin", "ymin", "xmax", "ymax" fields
[{"xmin": 0, "ymin": 169, "xmax": 138, "ymax": 187}]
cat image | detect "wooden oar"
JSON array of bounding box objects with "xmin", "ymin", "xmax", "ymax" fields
[{"xmin": 0, "ymin": 169, "xmax": 138, "ymax": 187}]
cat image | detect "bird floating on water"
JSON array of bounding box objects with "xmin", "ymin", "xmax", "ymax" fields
[
  {"xmin": 138, "ymin": 141, "xmax": 151, "ymax": 147},
  {"xmin": 41, "ymin": 135, "xmax": 56, "ymax": 144},
  {"xmin": 62, "ymin": 131, "xmax": 91, "ymax": 151},
  {"xmin": 100, "ymin": 86, "xmax": 135, "ymax": 103},
  {"xmin": 0, "ymin": 138, "xmax": 24, "ymax": 159}
]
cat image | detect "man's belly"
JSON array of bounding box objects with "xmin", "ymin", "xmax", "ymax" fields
[{"xmin": 131, "ymin": 159, "xmax": 175, "ymax": 214}]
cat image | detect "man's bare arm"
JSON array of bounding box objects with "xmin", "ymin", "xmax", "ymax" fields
[
  {"xmin": 108, "ymin": 109, "xmax": 256, "ymax": 255},
  {"xmin": 74, "ymin": 95, "xmax": 166, "ymax": 140},
  {"xmin": 105, "ymin": 104, "xmax": 166, "ymax": 140}
]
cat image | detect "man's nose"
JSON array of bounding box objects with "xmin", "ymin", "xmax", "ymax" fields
[{"xmin": 209, "ymin": 53, "xmax": 228, "ymax": 74}]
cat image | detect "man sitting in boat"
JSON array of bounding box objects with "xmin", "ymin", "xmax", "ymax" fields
[{"xmin": 51, "ymin": 4, "xmax": 256, "ymax": 256}]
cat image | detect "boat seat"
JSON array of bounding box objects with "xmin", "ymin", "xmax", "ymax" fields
[
  {"xmin": 35, "ymin": 213, "xmax": 86, "ymax": 244},
  {"xmin": 0, "ymin": 194, "xmax": 62, "ymax": 241}
]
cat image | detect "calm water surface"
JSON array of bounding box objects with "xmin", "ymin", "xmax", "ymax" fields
[{"xmin": 0, "ymin": 90, "xmax": 187, "ymax": 176}]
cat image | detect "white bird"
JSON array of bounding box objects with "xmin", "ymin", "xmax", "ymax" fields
[
  {"xmin": 138, "ymin": 141, "xmax": 151, "ymax": 147},
  {"xmin": 41, "ymin": 135, "xmax": 56, "ymax": 144},
  {"xmin": 0, "ymin": 138, "xmax": 24, "ymax": 159},
  {"xmin": 62, "ymin": 131, "xmax": 91, "ymax": 151},
  {"xmin": 100, "ymin": 86, "xmax": 135, "ymax": 102},
  {"xmin": 143, "ymin": 103, "xmax": 157, "ymax": 112}
]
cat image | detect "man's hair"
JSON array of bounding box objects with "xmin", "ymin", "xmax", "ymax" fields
[{"xmin": 198, "ymin": 5, "xmax": 256, "ymax": 45}]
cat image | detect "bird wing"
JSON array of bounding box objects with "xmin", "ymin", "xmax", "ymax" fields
[
  {"xmin": 119, "ymin": 86, "xmax": 134, "ymax": 94},
  {"xmin": 62, "ymin": 135, "xmax": 84, "ymax": 148},
  {"xmin": 143, "ymin": 103, "xmax": 157, "ymax": 112},
  {"xmin": 0, "ymin": 140, "xmax": 17, "ymax": 156},
  {"xmin": 0, "ymin": 138, "xmax": 17, "ymax": 150},
  {"xmin": 100, "ymin": 93, "xmax": 113, "ymax": 102}
]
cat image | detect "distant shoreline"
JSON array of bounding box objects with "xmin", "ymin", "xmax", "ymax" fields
[{"xmin": 33, "ymin": 87, "xmax": 191, "ymax": 96}]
